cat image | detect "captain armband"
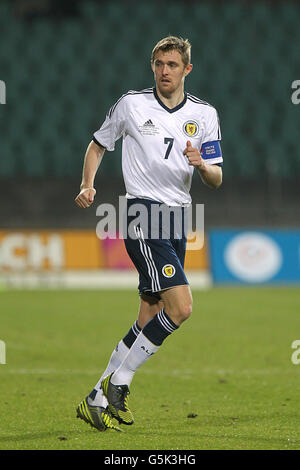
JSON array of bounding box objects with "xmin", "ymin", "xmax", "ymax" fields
[{"xmin": 200, "ymin": 140, "xmax": 222, "ymax": 160}]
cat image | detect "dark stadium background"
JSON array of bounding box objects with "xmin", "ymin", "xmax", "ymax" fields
[
  {"xmin": 1, "ymin": 0, "xmax": 300, "ymax": 452},
  {"xmin": 0, "ymin": 0, "xmax": 299, "ymax": 231}
]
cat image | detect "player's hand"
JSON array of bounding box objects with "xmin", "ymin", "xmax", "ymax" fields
[
  {"xmin": 75, "ymin": 187, "xmax": 96, "ymax": 208},
  {"xmin": 183, "ymin": 140, "xmax": 206, "ymax": 170}
]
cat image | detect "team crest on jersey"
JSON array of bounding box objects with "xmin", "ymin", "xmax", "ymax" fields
[
  {"xmin": 162, "ymin": 264, "xmax": 176, "ymax": 278},
  {"xmin": 183, "ymin": 120, "xmax": 199, "ymax": 137}
]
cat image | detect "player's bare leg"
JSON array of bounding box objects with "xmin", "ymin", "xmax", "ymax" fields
[
  {"xmin": 159, "ymin": 284, "xmax": 193, "ymax": 326},
  {"xmin": 110, "ymin": 285, "xmax": 192, "ymax": 387},
  {"xmin": 102, "ymin": 284, "xmax": 193, "ymax": 424},
  {"xmin": 137, "ymin": 293, "xmax": 164, "ymax": 328}
]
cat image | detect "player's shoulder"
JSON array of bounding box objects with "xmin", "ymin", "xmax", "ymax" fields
[
  {"xmin": 108, "ymin": 88, "xmax": 153, "ymax": 117},
  {"xmin": 126, "ymin": 87, "xmax": 154, "ymax": 96},
  {"xmin": 186, "ymin": 92, "xmax": 218, "ymax": 114}
]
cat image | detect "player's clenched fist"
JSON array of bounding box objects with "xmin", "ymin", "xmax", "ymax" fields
[
  {"xmin": 75, "ymin": 187, "xmax": 96, "ymax": 208},
  {"xmin": 183, "ymin": 140, "xmax": 206, "ymax": 170}
]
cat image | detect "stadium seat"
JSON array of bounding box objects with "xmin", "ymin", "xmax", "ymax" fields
[{"xmin": 1, "ymin": 0, "xmax": 299, "ymax": 179}]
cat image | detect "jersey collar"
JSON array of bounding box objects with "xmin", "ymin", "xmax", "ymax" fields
[{"xmin": 153, "ymin": 87, "xmax": 187, "ymax": 113}]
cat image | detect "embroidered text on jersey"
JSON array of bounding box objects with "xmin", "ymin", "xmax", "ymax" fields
[{"xmin": 138, "ymin": 119, "xmax": 160, "ymax": 136}]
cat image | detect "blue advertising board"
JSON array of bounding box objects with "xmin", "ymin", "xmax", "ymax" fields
[{"xmin": 209, "ymin": 230, "xmax": 300, "ymax": 284}]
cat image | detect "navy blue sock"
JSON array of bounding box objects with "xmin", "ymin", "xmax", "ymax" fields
[
  {"xmin": 142, "ymin": 310, "xmax": 179, "ymax": 346},
  {"xmin": 122, "ymin": 320, "xmax": 141, "ymax": 348}
]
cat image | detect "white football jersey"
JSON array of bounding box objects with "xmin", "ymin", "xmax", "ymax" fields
[{"xmin": 93, "ymin": 88, "xmax": 222, "ymax": 207}]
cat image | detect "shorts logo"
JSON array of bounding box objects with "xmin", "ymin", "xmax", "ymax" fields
[
  {"xmin": 162, "ymin": 264, "xmax": 176, "ymax": 278},
  {"xmin": 183, "ymin": 120, "xmax": 199, "ymax": 137}
]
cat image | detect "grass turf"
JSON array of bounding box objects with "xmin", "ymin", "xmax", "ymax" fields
[{"xmin": 0, "ymin": 287, "xmax": 300, "ymax": 450}]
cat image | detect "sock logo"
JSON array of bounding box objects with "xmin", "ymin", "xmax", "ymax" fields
[
  {"xmin": 162, "ymin": 264, "xmax": 176, "ymax": 278},
  {"xmin": 141, "ymin": 345, "xmax": 154, "ymax": 356}
]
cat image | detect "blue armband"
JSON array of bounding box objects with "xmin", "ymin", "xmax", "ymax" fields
[{"xmin": 200, "ymin": 140, "xmax": 222, "ymax": 160}]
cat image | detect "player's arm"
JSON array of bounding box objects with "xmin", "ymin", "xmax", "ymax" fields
[
  {"xmin": 75, "ymin": 93, "xmax": 127, "ymax": 208},
  {"xmin": 75, "ymin": 140, "xmax": 105, "ymax": 208},
  {"xmin": 183, "ymin": 140, "xmax": 222, "ymax": 189},
  {"xmin": 197, "ymin": 161, "xmax": 222, "ymax": 189}
]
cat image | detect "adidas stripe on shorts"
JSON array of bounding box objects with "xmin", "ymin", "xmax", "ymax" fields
[{"xmin": 124, "ymin": 198, "xmax": 189, "ymax": 299}]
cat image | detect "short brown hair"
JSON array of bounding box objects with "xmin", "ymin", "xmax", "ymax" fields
[{"xmin": 151, "ymin": 36, "xmax": 191, "ymax": 67}]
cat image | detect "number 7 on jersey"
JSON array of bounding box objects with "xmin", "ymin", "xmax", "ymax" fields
[{"xmin": 163, "ymin": 137, "xmax": 174, "ymax": 159}]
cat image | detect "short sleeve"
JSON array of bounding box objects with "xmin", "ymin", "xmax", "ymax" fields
[
  {"xmin": 201, "ymin": 107, "xmax": 223, "ymax": 165},
  {"xmin": 93, "ymin": 96, "xmax": 127, "ymax": 151},
  {"xmin": 202, "ymin": 107, "xmax": 221, "ymax": 144}
]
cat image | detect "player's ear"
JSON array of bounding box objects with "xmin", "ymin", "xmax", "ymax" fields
[{"xmin": 185, "ymin": 63, "xmax": 193, "ymax": 76}]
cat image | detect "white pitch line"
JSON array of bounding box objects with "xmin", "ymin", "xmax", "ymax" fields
[{"xmin": 0, "ymin": 367, "xmax": 298, "ymax": 377}]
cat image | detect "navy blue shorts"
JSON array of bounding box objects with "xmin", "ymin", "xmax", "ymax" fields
[{"xmin": 124, "ymin": 198, "xmax": 189, "ymax": 299}]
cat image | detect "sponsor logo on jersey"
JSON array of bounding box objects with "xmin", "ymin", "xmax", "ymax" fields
[
  {"xmin": 143, "ymin": 119, "xmax": 154, "ymax": 126},
  {"xmin": 162, "ymin": 264, "xmax": 176, "ymax": 278},
  {"xmin": 183, "ymin": 120, "xmax": 199, "ymax": 137},
  {"xmin": 138, "ymin": 119, "xmax": 160, "ymax": 136}
]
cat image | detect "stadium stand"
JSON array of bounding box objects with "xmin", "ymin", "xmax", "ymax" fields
[{"xmin": 0, "ymin": 0, "xmax": 299, "ymax": 228}]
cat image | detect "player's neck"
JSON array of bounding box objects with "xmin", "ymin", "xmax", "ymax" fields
[{"xmin": 155, "ymin": 86, "xmax": 185, "ymax": 109}]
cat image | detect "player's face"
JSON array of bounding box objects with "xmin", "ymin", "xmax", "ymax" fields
[{"xmin": 152, "ymin": 49, "xmax": 192, "ymax": 97}]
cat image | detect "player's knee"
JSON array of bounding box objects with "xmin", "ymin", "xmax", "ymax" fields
[
  {"xmin": 162, "ymin": 287, "xmax": 193, "ymax": 325},
  {"xmin": 170, "ymin": 302, "xmax": 192, "ymax": 325},
  {"xmin": 179, "ymin": 302, "xmax": 192, "ymax": 322}
]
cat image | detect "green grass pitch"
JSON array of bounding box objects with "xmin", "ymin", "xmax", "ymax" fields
[{"xmin": 0, "ymin": 287, "xmax": 300, "ymax": 450}]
